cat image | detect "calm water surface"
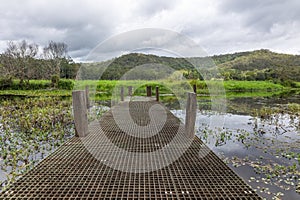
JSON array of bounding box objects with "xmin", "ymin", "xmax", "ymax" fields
[{"xmin": 168, "ymin": 93, "xmax": 300, "ymax": 199}]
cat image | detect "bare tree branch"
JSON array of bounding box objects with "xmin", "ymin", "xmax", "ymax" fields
[{"xmin": 43, "ymin": 41, "xmax": 68, "ymax": 77}]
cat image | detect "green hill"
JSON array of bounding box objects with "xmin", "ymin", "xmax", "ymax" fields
[
  {"xmin": 214, "ymin": 49, "xmax": 300, "ymax": 82},
  {"xmin": 78, "ymin": 49, "xmax": 300, "ymax": 82}
]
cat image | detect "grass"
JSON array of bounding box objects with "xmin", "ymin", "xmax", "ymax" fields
[
  {"xmin": 76, "ymin": 80, "xmax": 286, "ymax": 93},
  {"xmin": 11, "ymin": 79, "xmax": 51, "ymax": 85},
  {"xmin": 225, "ymin": 90, "xmax": 285, "ymax": 98},
  {"xmin": 223, "ymin": 80, "xmax": 284, "ymax": 91},
  {"xmin": 0, "ymin": 90, "xmax": 71, "ymax": 97},
  {"xmin": 1, "ymin": 79, "xmax": 74, "ymax": 90},
  {"xmin": 0, "ymin": 80, "xmax": 294, "ymax": 100}
]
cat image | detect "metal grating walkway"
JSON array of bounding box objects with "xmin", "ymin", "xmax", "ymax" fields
[{"xmin": 0, "ymin": 101, "xmax": 261, "ymax": 199}]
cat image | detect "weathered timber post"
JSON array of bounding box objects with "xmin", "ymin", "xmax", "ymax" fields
[
  {"xmin": 72, "ymin": 90, "xmax": 88, "ymax": 137},
  {"xmin": 111, "ymin": 100, "xmax": 116, "ymax": 107},
  {"xmin": 185, "ymin": 92, "xmax": 197, "ymax": 139},
  {"xmin": 146, "ymin": 86, "xmax": 152, "ymax": 97},
  {"xmin": 156, "ymin": 86, "xmax": 159, "ymax": 101},
  {"xmin": 120, "ymin": 86, "xmax": 124, "ymax": 101},
  {"xmin": 193, "ymin": 84, "xmax": 197, "ymax": 94},
  {"xmin": 128, "ymin": 86, "xmax": 133, "ymax": 96},
  {"xmin": 85, "ymin": 85, "xmax": 90, "ymax": 108}
]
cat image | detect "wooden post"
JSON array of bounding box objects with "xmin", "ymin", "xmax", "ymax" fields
[
  {"xmin": 120, "ymin": 86, "xmax": 124, "ymax": 101},
  {"xmin": 193, "ymin": 84, "xmax": 197, "ymax": 94},
  {"xmin": 72, "ymin": 90, "xmax": 88, "ymax": 137},
  {"xmin": 85, "ymin": 85, "xmax": 90, "ymax": 108},
  {"xmin": 111, "ymin": 100, "xmax": 116, "ymax": 107},
  {"xmin": 128, "ymin": 86, "xmax": 133, "ymax": 96},
  {"xmin": 185, "ymin": 92, "xmax": 197, "ymax": 139},
  {"xmin": 146, "ymin": 86, "xmax": 152, "ymax": 97},
  {"xmin": 156, "ymin": 86, "xmax": 159, "ymax": 101}
]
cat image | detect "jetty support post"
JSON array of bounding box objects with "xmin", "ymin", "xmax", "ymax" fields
[
  {"xmin": 156, "ymin": 86, "xmax": 159, "ymax": 101},
  {"xmin": 185, "ymin": 92, "xmax": 197, "ymax": 139},
  {"xmin": 72, "ymin": 90, "xmax": 89, "ymax": 137},
  {"xmin": 128, "ymin": 86, "xmax": 133, "ymax": 96},
  {"xmin": 146, "ymin": 86, "xmax": 152, "ymax": 97},
  {"xmin": 85, "ymin": 85, "xmax": 90, "ymax": 108},
  {"xmin": 120, "ymin": 86, "xmax": 124, "ymax": 101},
  {"xmin": 193, "ymin": 84, "xmax": 197, "ymax": 94}
]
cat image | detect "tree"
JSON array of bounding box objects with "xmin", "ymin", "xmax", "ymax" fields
[
  {"xmin": 1, "ymin": 40, "xmax": 38, "ymax": 85},
  {"xmin": 60, "ymin": 58, "xmax": 80, "ymax": 79},
  {"xmin": 43, "ymin": 41, "xmax": 68, "ymax": 77},
  {"xmin": 183, "ymin": 69, "xmax": 202, "ymax": 80},
  {"xmin": 0, "ymin": 52, "xmax": 15, "ymax": 79}
]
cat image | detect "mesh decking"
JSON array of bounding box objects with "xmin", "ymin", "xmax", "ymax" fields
[{"xmin": 0, "ymin": 101, "xmax": 261, "ymax": 199}]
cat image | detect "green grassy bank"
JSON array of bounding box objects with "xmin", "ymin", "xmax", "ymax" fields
[{"xmin": 0, "ymin": 80, "xmax": 298, "ymax": 99}]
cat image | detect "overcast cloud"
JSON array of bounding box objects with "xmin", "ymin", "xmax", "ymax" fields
[{"xmin": 0, "ymin": 0, "xmax": 299, "ymax": 61}]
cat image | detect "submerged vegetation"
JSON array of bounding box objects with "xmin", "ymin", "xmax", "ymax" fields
[
  {"xmin": 0, "ymin": 97, "xmax": 74, "ymax": 189},
  {"xmin": 190, "ymin": 103, "xmax": 300, "ymax": 199}
]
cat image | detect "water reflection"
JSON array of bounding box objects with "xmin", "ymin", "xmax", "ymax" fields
[{"xmin": 168, "ymin": 92, "xmax": 300, "ymax": 199}]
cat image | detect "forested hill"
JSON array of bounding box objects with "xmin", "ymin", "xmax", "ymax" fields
[
  {"xmin": 79, "ymin": 49, "xmax": 300, "ymax": 82},
  {"xmin": 212, "ymin": 49, "xmax": 300, "ymax": 81}
]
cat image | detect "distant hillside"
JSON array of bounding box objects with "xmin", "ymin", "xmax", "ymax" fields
[
  {"xmin": 78, "ymin": 49, "xmax": 300, "ymax": 82},
  {"xmin": 213, "ymin": 49, "xmax": 300, "ymax": 82}
]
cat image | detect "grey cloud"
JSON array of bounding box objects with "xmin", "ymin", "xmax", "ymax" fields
[
  {"xmin": 219, "ymin": 0, "xmax": 300, "ymax": 32},
  {"xmin": 87, "ymin": 28, "xmax": 207, "ymax": 62},
  {"xmin": 0, "ymin": 0, "xmax": 120, "ymax": 59},
  {"xmin": 134, "ymin": 0, "xmax": 179, "ymax": 17},
  {"xmin": 0, "ymin": 0, "xmax": 299, "ymax": 61}
]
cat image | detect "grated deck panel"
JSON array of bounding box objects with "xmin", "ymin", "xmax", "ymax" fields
[{"xmin": 0, "ymin": 101, "xmax": 261, "ymax": 199}]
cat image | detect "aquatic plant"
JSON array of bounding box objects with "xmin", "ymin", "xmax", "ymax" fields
[
  {"xmin": 0, "ymin": 97, "xmax": 74, "ymax": 190},
  {"xmin": 187, "ymin": 106, "xmax": 300, "ymax": 199}
]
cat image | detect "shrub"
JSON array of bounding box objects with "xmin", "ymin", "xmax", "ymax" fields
[
  {"xmin": 280, "ymin": 79, "xmax": 297, "ymax": 88},
  {"xmin": 27, "ymin": 80, "xmax": 50, "ymax": 90},
  {"xmin": 51, "ymin": 75, "xmax": 60, "ymax": 87},
  {"xmin": 58, "ymin": 79, "xmax": 74, "ymax": 90},
  {"xmin": 0, "ymin": 77, "xmax": 13, "ymax": 89}
]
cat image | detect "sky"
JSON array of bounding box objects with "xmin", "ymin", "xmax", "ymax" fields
[{"xmin": 0, "ymin": 0, "xmax": 299, "ymax": 61}]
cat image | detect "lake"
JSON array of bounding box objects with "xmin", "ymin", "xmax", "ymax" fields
[{"xmin": 0, "ymin": 91, "xmax": 299, "ymax": 199}]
